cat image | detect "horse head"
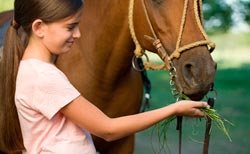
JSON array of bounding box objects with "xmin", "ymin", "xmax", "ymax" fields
[{"xmin": 131, "ymin": 0, "xmax": 216, "ymax": 100}]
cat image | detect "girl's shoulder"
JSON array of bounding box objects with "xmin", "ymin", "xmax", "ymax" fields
[
  {"xmin": 20, "ymin": 58, "xmax": 63, "ymax": 77},
  {"xmin": 19, "ymin": 58, "xmax": 68, "ymax": 86},
  {"xmin": 20, "ymin": 58, "xmax": 56, "ymax": 71}
]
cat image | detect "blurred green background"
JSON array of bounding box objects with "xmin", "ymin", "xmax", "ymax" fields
[
  {"xmin": 0, "ymin": 0, "xmax": 14, "ymax": 12},
  {"xmin": 1, "ymin": 0, "xmax": 249, "ymax": 154}
]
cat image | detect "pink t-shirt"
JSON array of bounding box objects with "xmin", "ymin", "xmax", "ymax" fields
[{"xmin": 15, "ymin": 59, "xmax": 97, "ymax": 154}]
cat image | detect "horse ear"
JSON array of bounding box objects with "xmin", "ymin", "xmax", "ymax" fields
[{"xmin": 32, "ymin": 19, "xmax": 45, "ymax": 38}]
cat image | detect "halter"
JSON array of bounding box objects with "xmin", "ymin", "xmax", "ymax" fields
[
  {"xmin": 128, "ymin": 1, "xmax": 216, "ymax": 154},
  {"xmin": 128, "ymin": 0, "xmax": 215, "ymax": 71}
]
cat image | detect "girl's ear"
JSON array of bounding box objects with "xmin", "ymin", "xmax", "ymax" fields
[{"xmin": 32, "ymin": 19, "xmax": 45, "ymax": 38}]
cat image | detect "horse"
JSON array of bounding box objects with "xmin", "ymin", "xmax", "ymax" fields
[{"xmin": 0, "ymin": 0, "xmax": 216, "ymax": 153}]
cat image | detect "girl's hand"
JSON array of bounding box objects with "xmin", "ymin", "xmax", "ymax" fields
[{"xmin": 173, "ymin": 100, "xmax": 209, "ymax": 117}]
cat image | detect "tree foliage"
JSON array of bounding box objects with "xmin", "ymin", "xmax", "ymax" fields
[
  {"xmin": 203, "ymin": 0, "xmax": 233, "ymax": 34},
  {"xmin": 239, "ymin": 0, "xmax": 250, "ymax": 25}
]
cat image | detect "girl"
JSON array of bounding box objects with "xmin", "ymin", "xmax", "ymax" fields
[{"xmin": 0, "ymin": 0, "xmax": 209, "ymax": 153}]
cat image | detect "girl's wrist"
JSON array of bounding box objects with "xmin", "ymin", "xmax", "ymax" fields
[{"xmin": 166, "ymin": 103, "xmax": 179, "ymax": 117}]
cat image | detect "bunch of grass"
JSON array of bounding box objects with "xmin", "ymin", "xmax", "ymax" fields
[
  {"xmin": 153, "ymin": 100, "xmax": 233, "ymax": 153},
  {"xmin": 151, "ymin": 116, "xmax": 176, "ymax": 154},
  {"xmin": 200, "ymin": 107, "xmax": 233, "ymax": 141},
  {"xmin": 181, "ymin": 93, "xmax": 233, "ymax": 141}
]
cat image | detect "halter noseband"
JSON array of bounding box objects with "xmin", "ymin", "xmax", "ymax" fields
[{"xmin": 128, "ymin": 0, "xmax": 215, "ymax": 71}]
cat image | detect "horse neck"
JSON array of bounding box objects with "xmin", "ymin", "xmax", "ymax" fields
[{"xmin": 79, "ymin": 0, "xmax": 134, "ymax": 72}]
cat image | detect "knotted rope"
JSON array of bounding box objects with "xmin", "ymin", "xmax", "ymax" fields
[
  {"xmin": 128, "ymin": 0, "xmax": 144, "ymax": 58},
  {"xmin": 128, "ymin": 0, "xmax": 215, "ymax": 71}
]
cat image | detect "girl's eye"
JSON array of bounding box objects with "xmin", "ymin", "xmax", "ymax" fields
[
  {"xmin": 67, "ymin": 23, "xmax": 78, "ymax": 31},
  {"xmin": 67, "ymin": 22, "xmax": 79, "ymax": 31},
  {"xmin": 67, "ymin": 25, "xmax": 75, "ymax": 31}
]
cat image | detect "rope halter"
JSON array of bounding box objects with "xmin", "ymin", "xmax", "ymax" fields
[{"xmin": 128, "ymin": 0, "xmax": 215, "ymax": 71}]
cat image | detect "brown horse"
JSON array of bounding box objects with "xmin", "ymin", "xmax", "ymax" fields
[
  {"xmin": 0, "ymin": 0, "xmax": 216, "ymax": 153},
  {"xmin": 56, "ymin": 0, "xmax": 216, "ymax": 153}
]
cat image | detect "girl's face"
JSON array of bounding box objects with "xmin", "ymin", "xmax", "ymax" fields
[{"xmin": 42, "ymin": 10, "xmax": 82, "ymax": 55}]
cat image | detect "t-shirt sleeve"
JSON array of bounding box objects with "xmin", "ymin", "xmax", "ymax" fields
[{"xmin": 32, "ymin": 68, "xmax": 80, "ymax": 120}]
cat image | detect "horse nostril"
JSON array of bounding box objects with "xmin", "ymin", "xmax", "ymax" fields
[
  {"xmin": 183, "ymin": 63, "xmax": 195, "ymax": 81},
  {"xmin": 185, "ymin": 63, "xmax": 192, "ymax": 71}
]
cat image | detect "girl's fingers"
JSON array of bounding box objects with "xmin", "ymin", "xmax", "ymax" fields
[{"xmin": 192, "ymin": 101, "xmax": 209, "ymax": 108}]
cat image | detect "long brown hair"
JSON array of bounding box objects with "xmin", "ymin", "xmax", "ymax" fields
[{"xmin": 0, "ymin": 0, "xmax": 83, "ymax": 153}]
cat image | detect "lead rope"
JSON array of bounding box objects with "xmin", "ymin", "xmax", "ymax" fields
[
  {"xmin": 169, "ymin": 64, "xmax": 184, "ymax": 154},
  {"xmin": 129, "ymin": 0, "xmax": 152, "ymax": 112},
  {"xmin": 203, "ymin": 84, "xmax": 217, "ymax": 154},
  {"xmin": 203, "ymin": 98, "xmax": 214, "ymax": 154},
  {"xmin": 128, "ymin": 0, "xmax": 144, "ymax": 58}
]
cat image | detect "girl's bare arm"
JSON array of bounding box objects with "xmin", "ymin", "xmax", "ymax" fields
[{"xmin": 60, "ymin": 95, "xmax": 208, "ymax": 142}]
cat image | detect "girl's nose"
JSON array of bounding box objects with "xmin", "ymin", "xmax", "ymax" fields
[{"xmin": 73, "ymin": 27, "xmax": 81, "ymax": 38}]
